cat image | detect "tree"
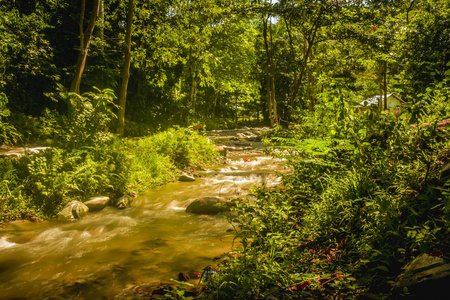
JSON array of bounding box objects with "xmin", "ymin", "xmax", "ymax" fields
[
  {"xmin": 392, "ymin": 0, "xmax": 450, "ymax": 99},
  {"xmin": 116, "ymin": 0, "xmax": 134, "ymax": 137},
  {"xmin": 70, "ymin": 0, "xmax": 101, "ymax": 94},
  {"xmin": 277, "ymin": 0, "xmax": 339, "ymax": 120},
  {"xmin": 0, "ymin": 2, "xmax": 58, "ymax": 115},
  {"xmin": 261, "ymin": 5, "xmax": 278, "ymax": 126}
]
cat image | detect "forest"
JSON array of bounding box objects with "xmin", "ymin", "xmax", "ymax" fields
[{"xmin": 0, "ymin": 0, "xmax": 449, "ymax": 299}]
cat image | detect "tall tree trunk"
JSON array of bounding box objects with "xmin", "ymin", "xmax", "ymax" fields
[
  {"xmin": 70, "ymin": 0, "xmax": 100, "ymax": 94},
  {"xmin": 406, "ymin": 0, "xmax": 416, "ymax": 23},
  {"xmin": 116, "ymin": 0, "xmax": 134, "ymax": 137},
  {"xmin": 288, "ymin": 7, "xmax": 323, "ymax": 118},
  {"xmin": 378, "ymin": 60, "xmax": 383, "ymax": 112},
  {"xmin": 188, "ymin": 46, "xmax": 197, "ymax": 123},
  {"xmin": 269, "ymin": 21, "xmax": 277, "ymax": 126},
  {"xmin": 262, "ymin": 16, "xmax": 277, "ymax": 127},
  {"xmin": 308, "ymin": 47, "xmax": 315, "ymax": 111},
  {"xmin": 99, "ymin": 0, "xmax": 104, "ymax": 51},
  {"xmin": 283, "ymin": 16, "xmax": 296, "ymax": 122},
  {"xmin": 270, "ymin": 76, "xmax": 277, "ymax": 125},
  {"xmin": 267, "ymin": 73, "xmax": 273, "ymax": 126},
  {"xmin": 383, "ymin": 61, "xmax": 388, "ymax": 110}
]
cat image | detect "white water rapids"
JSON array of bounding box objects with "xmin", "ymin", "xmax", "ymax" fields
[{"xmin": 0, "ymin": 153, "xmax": 287, "ymax": 299}]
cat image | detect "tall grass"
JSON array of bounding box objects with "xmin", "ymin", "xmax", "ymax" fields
[
  {"xmin": 202, "ymin": 93, "xmax": 449, "ymax": 299},
  {"xmin": 1, "ymin": 89, "xmax": 219, "ymax": 221}
]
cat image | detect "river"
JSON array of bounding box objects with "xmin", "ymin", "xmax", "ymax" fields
[{"xmin": 0, "ymin": 130, "xmax": 286, "ymax": 299}]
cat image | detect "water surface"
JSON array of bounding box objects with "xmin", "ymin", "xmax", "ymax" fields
[{"xmin": 0, "ymin": 154, "xmax": 285, "ymax": 299}]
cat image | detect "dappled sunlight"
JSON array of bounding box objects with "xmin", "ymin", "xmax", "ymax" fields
[{"xmin": 0, "ymin": 150, "xmax": 282, "ymax": 298}]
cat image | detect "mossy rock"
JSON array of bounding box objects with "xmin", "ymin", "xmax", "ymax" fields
[
  {"xmin": 84, "ymin": 196, "xmax": 110, "ymax": 212},
  {"xmin": 57, "ymin": 201, "xmax": 89, "ymax": 221},
  {"xmin": 186, "ymin": 196, "xmax": 232, "ymax": 215}
]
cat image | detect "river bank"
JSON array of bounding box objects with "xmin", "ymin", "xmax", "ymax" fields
[{"xmin": 0, "ymin": 127, "xmax": 289, "ymax": 299}]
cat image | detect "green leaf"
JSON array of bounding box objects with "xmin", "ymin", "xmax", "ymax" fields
[{"xmin": 375, "ymin": 266, "xmax": 389, "ymax": 272}]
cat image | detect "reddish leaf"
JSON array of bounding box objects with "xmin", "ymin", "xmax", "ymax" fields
[
  {"xmin": 136, "ymin": 288, "xmax": 153, "ymax": 294},
  {"xmin": 289, "ymin": 280, "xmax": 311, "ymax": 291}
]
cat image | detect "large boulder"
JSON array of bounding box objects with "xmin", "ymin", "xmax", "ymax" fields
[
  {"xmin": 84, "ymin": 196, "xmax": 110, "ymax": 212},
  {"xmin": 392, "ymin": 253, "xmax": 450, "ymax": 299},
  {"xmin": 186, "ymin": 196, "xmax": 232, "ymax": 215},
  {"xmin": 57, "ymin": 201, "xmax": 89, "ymax": 221}
]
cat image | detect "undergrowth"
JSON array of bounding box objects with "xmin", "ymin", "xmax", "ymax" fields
[
  {"xmin": 0, "ymin": 89, "xmax": 219, "ymax": 222},
  {"xmin": 201, "ymin": 88, "xmax": 449, "ymax": 299}
]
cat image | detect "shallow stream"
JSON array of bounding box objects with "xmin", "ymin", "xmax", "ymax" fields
[{"xmin": 0, "ymin": 150, "xmax": 286, "ymax": 299}]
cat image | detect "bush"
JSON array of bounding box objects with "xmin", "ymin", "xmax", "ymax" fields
[
  {"xmin": 0, "ymin": 93, "xmax": 22, "ymax": 145},
  {"xmin": 132, "ymin": 127, "xmax": 218, "ymax": 170},
  {"xmin": 1, "ymin": 90, "xmax": 219, "ymax": 220},
  {"xmin": 204, "ymin": 87, "xmax": 449, "ymax": 299}
]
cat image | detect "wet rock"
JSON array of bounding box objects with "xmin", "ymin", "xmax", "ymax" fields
[
  {"xmin": 57, "ymin": 201, "xmax": 89, "ymax": 221},
  {"xmin": 442, "ymin": 162, "xmax": 450, "ymax": 178},
  {"xmin": 227, "ymin": 146, "xmax": 243, "ymax": 151},
  {"xmin": 29, "ymin": 216, "xmax": 43, "ymax": 222},
  {"xmin": 128, "ymin": 191, "xmax": 138, "ymax": 197},
  {"xmin": 214, "ymin": 145, "xmax": 228, "ymax": 156},
  {"xmin": 186, "ymin": 196, "xmax": 232, "ymax": 215},
  {"xmin": 120, "ymin": 282, "xmax": 174, "ymax": 297},
  {"xmin": 234, "ymin": 141, "xmax": 251, "ymax": 146},
  {"xmin": 0, "ymin": 153, "xmax": 21, "ymax": 158},
  {"xmin": 84, "ymin": 196, "xmax": 110, "ymax": 212},
  {"xmin": 393, "ymin": 253, "xmax": 450, "ymax": 299},
  {"xmin": 178, "ymin": 272, "xmax": 189, "ymax": 281},
  {"xmin": 179, "ymin": 174, "xmax": 195, "ymax": 182},
  {"xmin": 116, "ymin": 195, "xmax": 133, "ymax": 209}
]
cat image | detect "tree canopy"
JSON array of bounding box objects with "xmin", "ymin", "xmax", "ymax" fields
[{"xmin": 0, "ymin": 0, "xmax": 448, "ymax": 134}]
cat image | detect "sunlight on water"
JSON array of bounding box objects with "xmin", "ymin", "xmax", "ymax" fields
[
  {"xmin": 0, "ymin": 236, "xmax": 16, "ymax": 249},
  {"xmin": 0, "ymin": 154, "xmax": 286, "ymax": 299}
]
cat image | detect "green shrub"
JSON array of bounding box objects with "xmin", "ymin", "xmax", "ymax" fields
[
  {"xmin": 205, "ymin": 86, "xmax": 449, "ymax": 299},
  {"xmin": 132, "ymin": 126, "xmax": 218, "ymax": 170},
  {"xmin": 9, "ymin": 109, "xmax": 62, "ymax": 145},
  {"xmin": 127, "ymin": 148, "xmax": 177, "ymax": 192},
  {"xmin": 0, "ymin": 93, "xmax": 22, "ymax": 145},
  {"xmin": 1, "ymin": 108, "xmax": 218, "ymax": 220}
]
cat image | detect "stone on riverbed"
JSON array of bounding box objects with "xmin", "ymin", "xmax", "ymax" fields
[
  {"xmin": 179, "ymin": 174, "xmax": 196, "ymax": 182},
  {"xmin": 214, "ymin": 145, "xmax": 228, "ymax": 156},
  {"xmin": 392, "ymin": 253, "xmax": 450, "ymax": 299},
  {"xmin": 84, "ymin": 196, "xmax": 110, "ymax": 212},
  {"xmin": 116, "ymin": 195, "xmax": 133, "ymax": 209},
  {"xmin": 57, "ymin": 200, "xmax": 89, "ymax": 221},
  {"xmin": 186, "ymin": 196, "xmax": 232, "ymax": 215}
]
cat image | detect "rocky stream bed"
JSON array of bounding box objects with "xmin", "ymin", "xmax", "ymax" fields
[{"xmin": 0, "ymin": 127, "xmax": 289, "ymax": 299}]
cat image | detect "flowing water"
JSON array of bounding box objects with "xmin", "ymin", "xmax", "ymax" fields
[{"xmin": 0, "ymin": 148, "xmax": 286, "ymax": 299}]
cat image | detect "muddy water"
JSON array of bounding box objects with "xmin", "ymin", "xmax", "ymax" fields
[{"xmin": 0, "ymin": 154, "xmax": 286, "ymax": 299}]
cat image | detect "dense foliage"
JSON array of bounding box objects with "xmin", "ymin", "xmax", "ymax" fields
[
  {"xmin": 0, "ymin": 0, "xmax": 447, "ymax": 132},
  {"xmin": 0, "ymin": 89, "xmax": 218, "ymax": 221},
  {"xmin": 201, "ymin": 84, "xmax": 449, "ymax": 299},
  {"xmin": 0, "ymin": 0, "xmax": 449, "ymax": 298}
]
